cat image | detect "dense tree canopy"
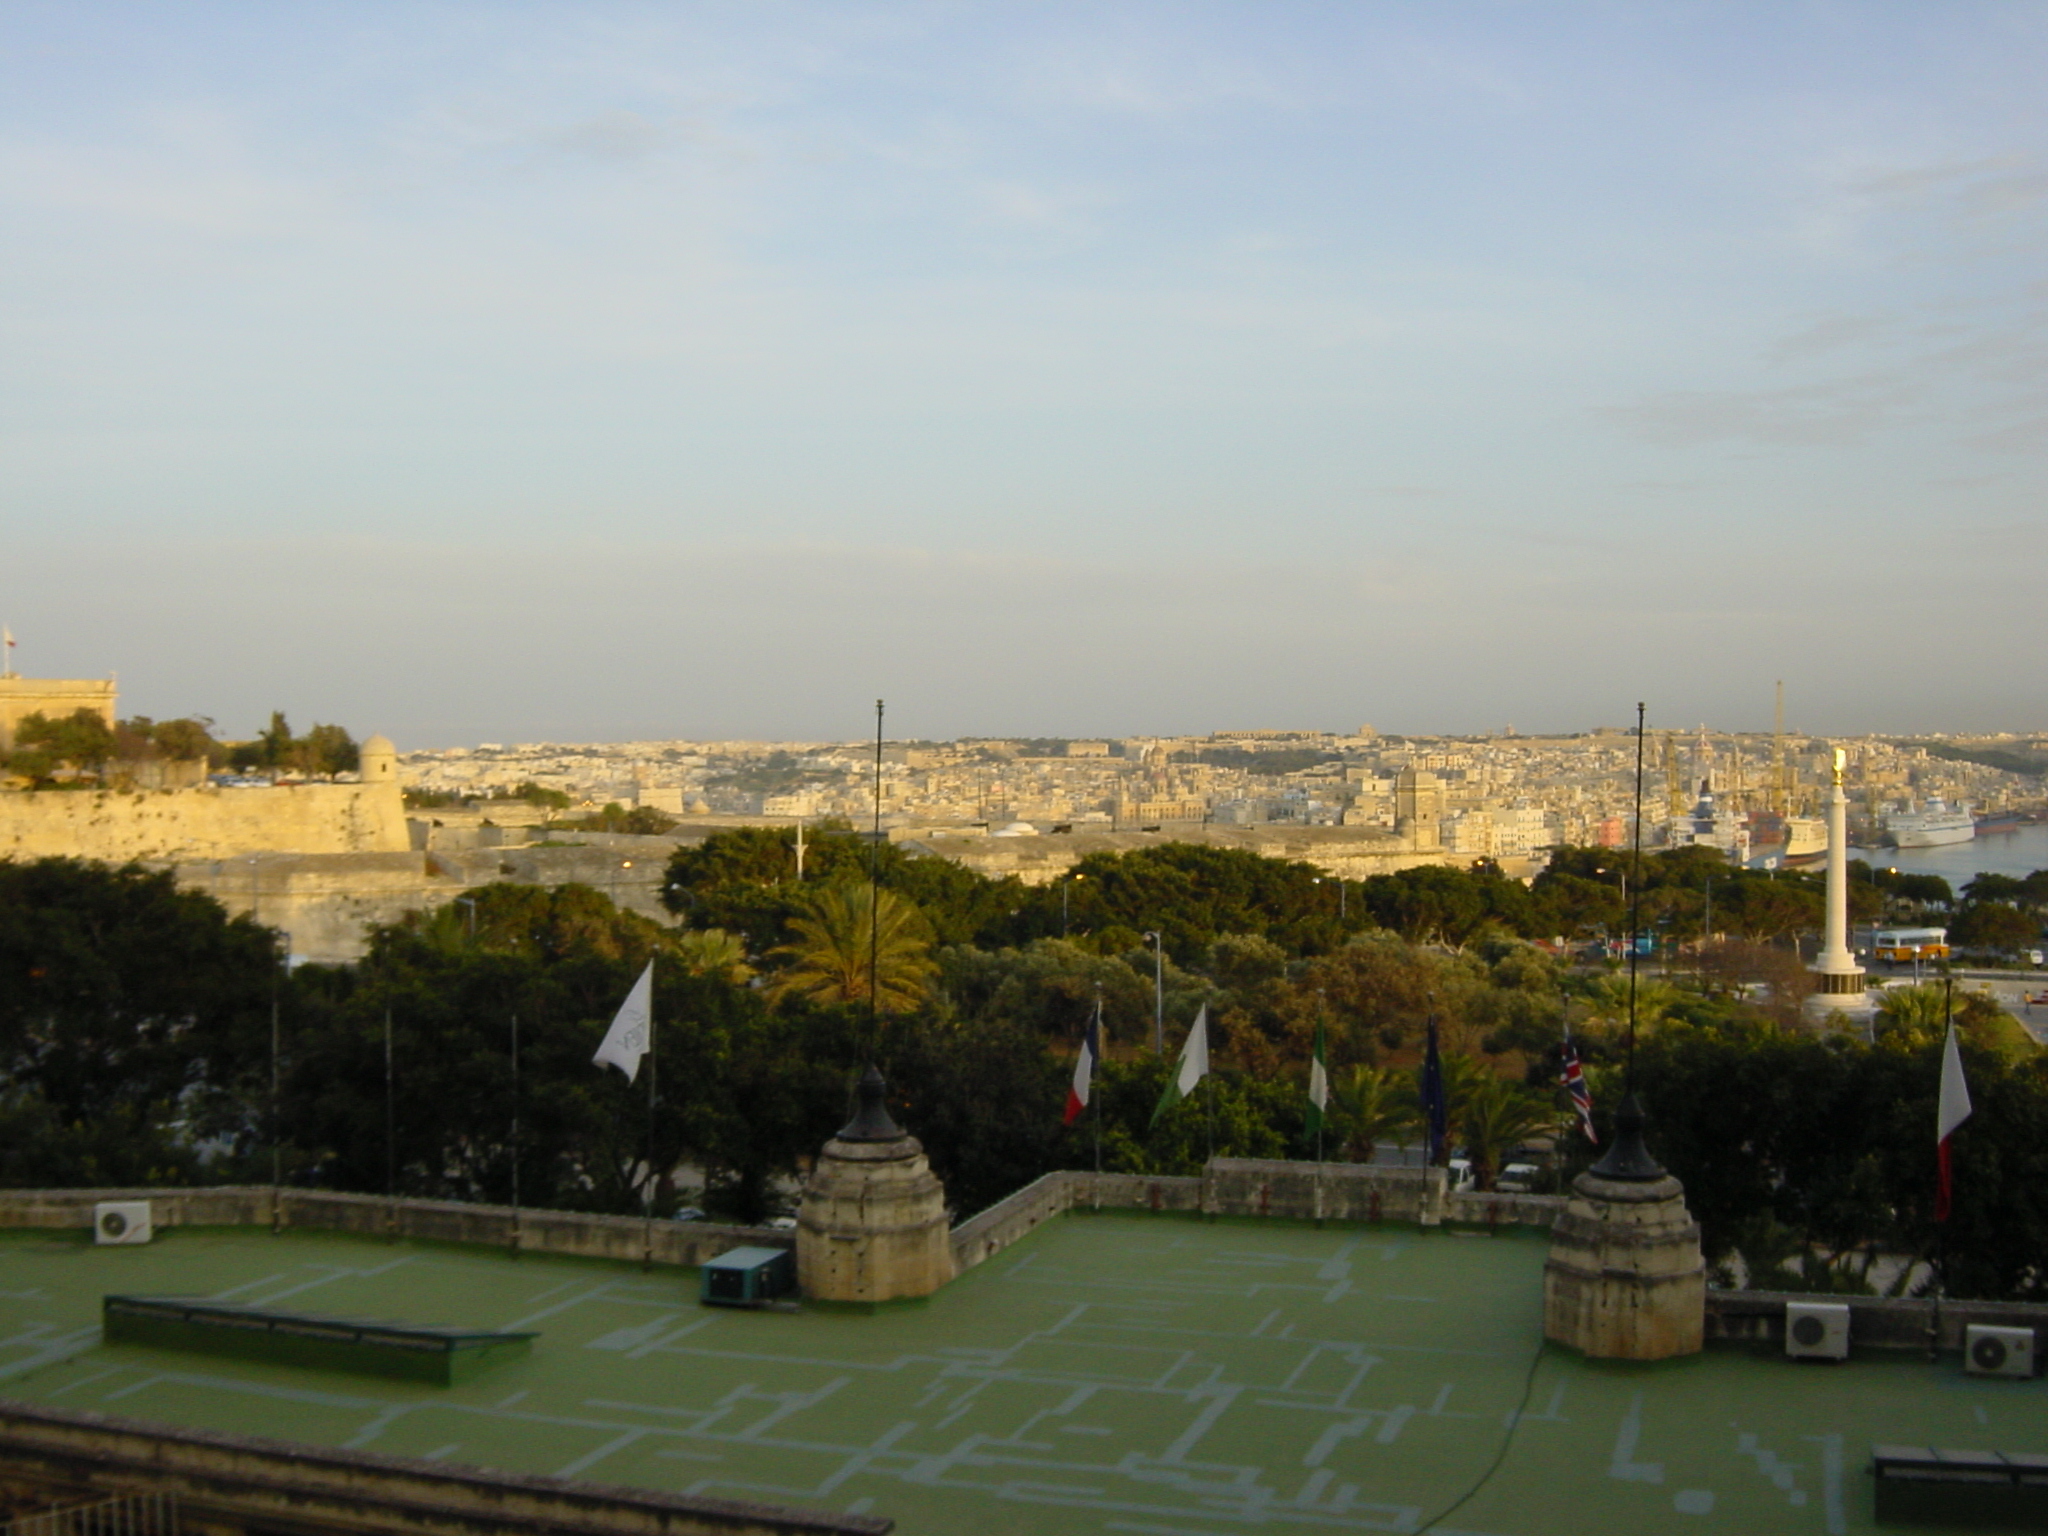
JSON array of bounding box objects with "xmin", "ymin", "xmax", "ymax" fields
[{"xmin": 6, "ymin": 838, "xmax": 2048, "ymax": 1298}]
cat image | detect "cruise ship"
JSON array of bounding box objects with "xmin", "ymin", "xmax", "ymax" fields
[{"xmin": 1884, "ymin": 797, "xmax": 1975, "ymax": 848}]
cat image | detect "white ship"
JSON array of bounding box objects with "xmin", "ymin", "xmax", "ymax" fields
[
  {"xmin": 1885, "ymin": 797, "xmax": 1975, "ymax": 848},
  {"xmin": 1782, "ymin": 816, "xmax": 1827, "ymax": 859}
]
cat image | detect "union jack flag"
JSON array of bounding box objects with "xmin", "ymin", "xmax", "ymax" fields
[{"xmin": 1560, "ymin": 1043, "xmax": 1597, "ymax": 1144}]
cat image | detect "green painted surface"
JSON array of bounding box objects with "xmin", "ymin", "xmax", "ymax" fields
[
  {"xmin": 0, "ymin": 1216, "xmax": 2042, "ymax": 1535},
  {"xmin": 102, "ymin": 1296, "xmax": 533, "ymax": 1385}
]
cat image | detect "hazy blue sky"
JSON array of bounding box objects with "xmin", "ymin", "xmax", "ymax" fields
[{"xmin": 4, "ymin": 2, "xmax": 2045, "ymax": 746}]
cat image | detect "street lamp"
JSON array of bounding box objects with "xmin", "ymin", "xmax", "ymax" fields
[
  {"xmin": 1144, "ymin": 931, "xmax": 1164, "ymax": 1053},
  {"xmin": 455, "ymin": 896, "xmax": 477, "ymax": 943},
  {"xmin": 1062, "ymin": 872, "xmax": 1085, "ymax": 937},
  {"xmin": 611, "ymin": 858, "xmax": 634, "ymax": 909}
]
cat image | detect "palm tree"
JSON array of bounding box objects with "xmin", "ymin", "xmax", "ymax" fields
[
  {"xmin": 671, "ymin": 927, "xmax": 753, "ymax": 985},
  {"xmin": 767, "ymin": 882, "xmax": 936, "ymax": 1014},
  {"xmin": 1874, "ymin": 982, "xmax": 1948, "ymax": 1039},
  {"xmin": 1460, "ymin": 1075, "xmax": 1559, "ymax": 1192},
  {"xmin": 1335, "ymin": 1065, "xmax": 1418, "ymax": 1165}
]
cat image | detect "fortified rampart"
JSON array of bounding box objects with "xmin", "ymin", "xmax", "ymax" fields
[{"xmin": 0, "ymin": 781, "xmax": 409, "ymax": 862}]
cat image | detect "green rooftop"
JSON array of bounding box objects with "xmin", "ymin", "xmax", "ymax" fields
[{"xmin": 0, "ymin": 1216, "xmax": 2040, "ymax": 1535}]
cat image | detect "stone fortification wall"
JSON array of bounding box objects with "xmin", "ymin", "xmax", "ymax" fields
[
  {"xmin": 899, "ymin": 825, "xmax": 1456, "ymax": 887},
  {"xmin": 0, "ymin": 1187, "xmax": 787, "ymax": 1269},
  {"xmin": 165, "ymin": 843, "xmax": 677, "ymax": 964},
  {"xmin": 0, "ymin": 1398, "xmax": 888, "ymax": 1536},
  {"xmin": 1707, "ymin": 1289, "xmax": 2048, "ymax": 1355},
  {"xmin": 0, "ymin": 781, "xmax": 408, "ymax": 863}
]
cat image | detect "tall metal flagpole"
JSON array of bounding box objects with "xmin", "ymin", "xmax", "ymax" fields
[
  {"xmin": 1092, "ymin": 984, "xmax": 1103, "ymax": 1184},
  {"xmin": 870, "ymin": 700, "xmax": 884, "ymax": 1064},
  {"xmin": 1933, "ymin": 973, "xmax": 1955, "ymax": 1355},
  {"xmin": 1627, "ymin": 701, "xmax": 1647, "ymax": 1091},
  {"xmin": 270, "ymin": 946, "xmax": 282, "ymax": 1234},
  {"xmin": 510, "ymin": 1011, "xmax": 521, "ymax": 1256},
  {"xmin": 644, "ymin": 971, "xmax": 657, "ymax": 1269},
  {"xmin": 384, "ymin": 1008, "xmax": 395, "ymax": 1201}
]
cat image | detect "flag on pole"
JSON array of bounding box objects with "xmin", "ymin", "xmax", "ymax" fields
[
  {"xmin": 1063, "ymin": 997, "xmax": 1101, "ymax": 1126},
  {"xmin": 593, "ymin": 961, "xmax": 654, "ymax": 1082},
  {"xmin": 1305, "ymin": 1018, "xmax": 1329, "ymax": 1139},
  {"xmin": 1150, "ymin": 1004, "xmax": 1209, "ymax": 1126},
  {"xmin": 1936, "ymin": 1022, "xmax": 1972, "ymax": 1223},
  {"xmin": 1420, "ymin": 1016, "xmax": 1449, "ymax": 1165},
  {"xmin": 1560, "ymin": 1042, "xmax": 1597, "ymax": 1144}
]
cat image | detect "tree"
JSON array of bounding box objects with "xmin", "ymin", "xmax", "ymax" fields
[
  {"xmin": 9, "ymin": 709, "xmax": 117, "ymax": 781},
  {"xmin": 1951, "ymin": 901, "xmax": 2039, "ymax": 954},
  {"xmin": 1459, "ymin": 1076, "xmax": 1557, "ymax": 1190},
  {"xmin": 296, "ymin": 723, "xmax": 359, "ymax": 776},
  {"xmin": 1333, "ymin": 1065, "xmax": 1417, "ymax": 1164},
  {"xmin": 767, "ymin": 882, "xmax": 937, "ymax": 1015},
  {"xmin": 0, "ymin": 858, "xmax": 277, "ymax": 1185}
]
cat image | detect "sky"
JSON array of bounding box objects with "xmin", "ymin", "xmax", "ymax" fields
[{"xmin": 3, "ymin": 2, "xmax": 2046, "ymax": 748}]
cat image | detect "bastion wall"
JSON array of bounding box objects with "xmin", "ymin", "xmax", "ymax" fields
[{"xmin": 0, "ymin": 781, "xmax": 409, "ymax": 862}]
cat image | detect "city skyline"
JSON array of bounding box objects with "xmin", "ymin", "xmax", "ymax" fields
[{"xmin": 5, "ymin": 3, "xmax": 2046, "ymax": 743}]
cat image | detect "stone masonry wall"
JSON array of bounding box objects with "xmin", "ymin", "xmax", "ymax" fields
[
  {"xmin": 0, "ymin": 1187, "xmax": 788, "ymax": 1270},
  {"xmin": 0, "ymin": 781, "xmax": 409, "ymax": 862}
]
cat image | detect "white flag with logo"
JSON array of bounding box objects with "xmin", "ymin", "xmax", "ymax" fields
[{"xmin": 593, "ymin": 961, "xmax": 654, "ymax": 1082}]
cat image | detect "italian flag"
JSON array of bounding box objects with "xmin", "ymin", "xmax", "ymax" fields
[
  {"xmin": 1150, "ymin": 1004, "xmax": 1209, "ymax": 1126},
  {"xmin": 1063, "ymin": 998, "xmax": 1101, "ymax": 1126},
  {"xmin": 1936, "ymin": 1022, "xmax": 1972, "ymax": 1223},
  {"xmin": 1305, "ymin": 1018, "xmax": 1329, "ymax": 1139}
]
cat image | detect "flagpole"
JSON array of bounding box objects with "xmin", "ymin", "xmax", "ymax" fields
[
  {"xmin": 1092, "ymin": 985, "xmax": 1103, "ymax": 1202},
  {"xmin": 384, "ymin": 1007, "xmax": 395, "ymax": 1237},
  {"xmin": 1626, "ymin": 701, "xmax": 1646, "ymax": 1093},
  {"xmin": 644, "ymin": 969, "xmax": 657, "ymax": 1270},
  {"xmin": 510, "ymin": 1011, "xmax": 522, "ymax": 1257},
  {"xmin": 870, "ymin": 699, "xmax": 884, "ymax": 1065},
  {"xmin": 1932, "ymin": 975, "xmax": 1954, "ymax": 1357}
]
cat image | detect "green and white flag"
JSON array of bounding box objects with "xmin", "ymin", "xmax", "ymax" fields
[
  {"xmin": 1151, "ymin": 1004, "xmax": 1209, "ymax": 1126},
  {"xmin": 1305, "ymin": 1018, "xmax": 1329, "ymax": 1139}
]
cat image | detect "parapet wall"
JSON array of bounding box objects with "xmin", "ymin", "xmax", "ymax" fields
[
  {"xmin": 0, "ymin": 1187, "xmax": 788, "ymax": 1269},
  {"xmin": 0, "ymin": 781, "xmax": 409, "ymax": 862},
  {"xmin": 948, "ymin": 1160, "xmax": 1561, "ymax": 1276},
  {"xmin": 0, "ymin": 1398, "xmax": 888, "ymax": 1536},
  {"xmin": 1707, "ymin": 1289, "xmax": 2048, "ymax": 1354}
]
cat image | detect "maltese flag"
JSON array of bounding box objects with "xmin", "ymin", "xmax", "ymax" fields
[
  {"xmin": 1063, "ymin": 998, "xmax": 1101, "ymax": 1126},
  {"xmin": 1936, "ymin": 1022, "xmax": 1972, "ymax": 1223},
  {"xmin": 594, "ymin": 961, "xmax": 654, "ymax": 1082}
]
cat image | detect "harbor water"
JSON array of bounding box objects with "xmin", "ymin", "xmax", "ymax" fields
[{"xmin": 1848, "ymin": 819, "xmax": 2048, "ymax": 885}]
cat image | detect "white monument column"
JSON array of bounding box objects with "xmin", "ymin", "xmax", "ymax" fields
[{"xmin": 1807, "ymin": 747, "xmax": 1870, "ymax": 1027}]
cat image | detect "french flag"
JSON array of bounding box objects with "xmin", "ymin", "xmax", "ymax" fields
[
  {"xmin": 1936, "ymin": 1022, "xmax": 1973, "ymax": 1223},
  {"xmin": 1063, "ymin": 1001, "xmax": 1101, "ymax": 1126}
]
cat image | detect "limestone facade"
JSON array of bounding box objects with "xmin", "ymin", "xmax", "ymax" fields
[
  {"xmin": 0, "ymin": 677, "xmax": 117, "ymax": 753},
  {"xmin": 0, "ymin": 779, "xmax": 409, "ymax": 863},
  {"xmin": 1543, "ymin": 1167, "xmax": 1705, "ymax": 1360},
  {"xmin": 797, "ymin": 1073, "xmax": 954, "ymax": 1304}
]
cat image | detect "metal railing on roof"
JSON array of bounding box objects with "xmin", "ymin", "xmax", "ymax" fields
[{"xmin": 2, "ymin": 1492, "xmax": 179, "ymax": 1536}]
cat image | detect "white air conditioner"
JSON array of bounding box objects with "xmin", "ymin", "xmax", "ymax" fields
[
  {"xmin": 93, "ymin": 1201, "xmax": 153, "ymax": 1246},
  {"xmin": 1965, "ymin": 1324, "xmax": 2035, "ymax": 1378},
  {"xmin": 1785, "ymin": 1301, "xmax": 1850, "ymax": 1361}
]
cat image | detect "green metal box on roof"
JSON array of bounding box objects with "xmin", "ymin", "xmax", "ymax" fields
[
  {"xmin": 701, "ymin": 1245, "xmax": 796, "ymax": 1307},
  {"xmin": 102, "ymin": 1295, "xmax": 536, "ymax": 1385}
]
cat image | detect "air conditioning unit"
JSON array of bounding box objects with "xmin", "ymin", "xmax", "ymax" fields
[
  {"xmin": 1785, "ymin": 1301, "xmax": 1850, "ymax": 1361},
  {"xmin": 93, "ymin": 1201, "xmax": 153, "ymax": 1246},
  {"xmin": 1965, "ymin": 1324, "xmax": 2035, "ymax": 1378}
]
